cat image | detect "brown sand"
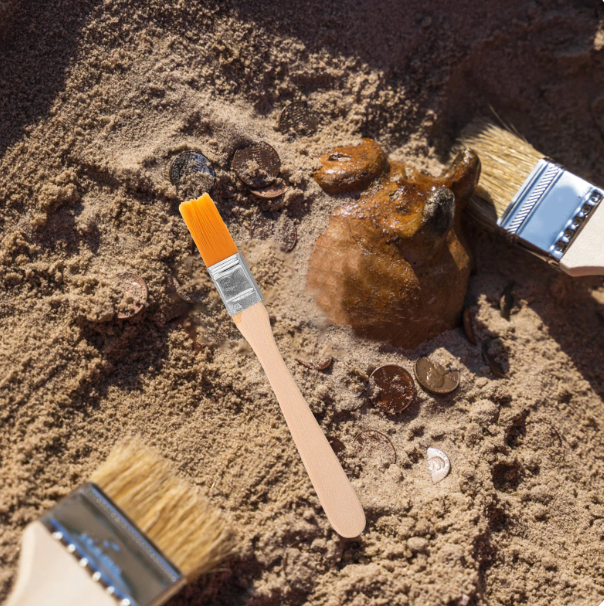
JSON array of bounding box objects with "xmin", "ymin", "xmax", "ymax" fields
[{"xmin": 1, "ymin": 1, "xmax": 604, "ymax": 605}]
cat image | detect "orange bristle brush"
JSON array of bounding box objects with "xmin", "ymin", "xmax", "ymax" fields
[{"xmin": 180, "ymin": 193, "xmax": 365, "ymax": 539}]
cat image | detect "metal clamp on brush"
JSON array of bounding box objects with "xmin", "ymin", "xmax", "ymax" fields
[
  {"xmin": 40, "ymin": 483, "xmax": 185, "ymax": 606},
  {"xmin": 497, "ymin": 158, "xmax": 604, "ymax": 266},
  {"xmin": 207, "ymin": 252, "xmax": 264, "ymax": 315}
]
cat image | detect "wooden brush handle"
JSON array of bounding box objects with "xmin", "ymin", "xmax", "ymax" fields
[
  {"xmin": 233, "ymin": 302, "xmax": 366, "ymax": 538},
  {"xmin": 560, "ymin": 201, "xmax": 604, "ymax": 277},
  {"xmin": 5, "ymin": 521, "xmax": 114, "ymax": 606}
]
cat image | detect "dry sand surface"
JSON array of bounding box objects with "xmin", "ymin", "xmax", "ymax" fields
[{"xmin": 1, "ymin": 1, "xmax": 604, "ymax": 605}]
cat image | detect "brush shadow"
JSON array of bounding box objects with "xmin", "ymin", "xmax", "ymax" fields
[{"xmin": 461, "ymin": 225, "xmax": 604, "ymax": 403}]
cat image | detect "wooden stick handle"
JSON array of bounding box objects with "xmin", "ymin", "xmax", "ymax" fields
[
  {"xmin": 5, "ymin": 522, "xmax": 115, "ymax": 606},
  {"xmin": 561, "ymin": 201, "xmax": 604, "ymax": 276},
  {"xmin": 233, "ymin": 302, "xmax": 366, "ymax": 538}
]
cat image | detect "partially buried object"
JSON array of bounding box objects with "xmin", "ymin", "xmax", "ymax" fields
[
  {"xmin": 279, "ymin": 101, "xmax": 319, "ymax": 137},
  {"xmin": 115, "ymin": 272, "xmax": 147, "ymax": 319},
  {"xmin": 414, "ymin": 357, "xmax": 460, "ymax": 394},
  {"xmin": 354, "ymin": 430, "xmax": 397, "ymax": 466},
  {"xmin": 426, "ymin": 447, "xmax": 450, "ymax": 484},
  {"xmin": 170, "ymin": 150, "xmax": 215, "ymax": 198},
  {"xmin": 370, "ymin": 365, "xmax": 416, "ymax": 414},
  {"xmin": 232, "ymin": 142, "xmax": 280, "ymax": 188},
  {"xmin": 308, "ymin": 139, "xmax": 480, "ymax": 349}
]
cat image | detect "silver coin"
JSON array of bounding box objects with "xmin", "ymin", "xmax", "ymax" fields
[
  {"xmin": 169, "ymin": 151, "xmax": 215, "ymax": 190},
  {"xmin": 279, "ymin": 101, "xmax": 319, "ymax": 137},
  {"xmin": 426, "ymin": 447, "xmax": 450, "ymax": 484}
]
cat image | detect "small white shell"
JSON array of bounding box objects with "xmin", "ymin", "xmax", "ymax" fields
[{"xmin": 426, "ymin": 447, "xmax": 450, "ymax": 484}]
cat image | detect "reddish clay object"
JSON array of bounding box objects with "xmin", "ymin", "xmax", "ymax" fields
[
  {"xmin": 314, "ymin": 138, "xmax": 389, "ymax": 195},
  {"xmin": 309, "ymin": 141, "xmax": 480, "ymax": 349}
]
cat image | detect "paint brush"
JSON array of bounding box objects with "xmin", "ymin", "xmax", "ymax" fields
[
  {"xmin": 5, "ymin": 439, "xmax": 234, "ymax": 606},
  {"xmin": 180, "ymin": 193, "xmax": 365, "ymax": 538},
  {"xmin": 460, "ymin": 119, "xmax": 604, "ymax": 276}
]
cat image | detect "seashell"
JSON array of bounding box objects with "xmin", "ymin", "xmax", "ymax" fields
[
  {"xmin": 426, "ymin": 447, "xmax": 450, "ymax": 484},
  {"xmin": 308, "ymin": 140, "xmax": 480, "ymax": 348}
]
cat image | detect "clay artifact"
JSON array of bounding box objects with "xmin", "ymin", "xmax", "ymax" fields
[{"xmin": 308, "ymin": 139, "xmax": 480, "ymax": 349}]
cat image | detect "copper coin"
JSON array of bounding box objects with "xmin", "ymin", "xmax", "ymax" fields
[
  {"xmin": 414, "ymin": 357, "xmax": 460, "ymax": 394},
  {"xmin": 169, "ymin": 151, "xmax": 215, "ymax": 189},
  {"xmin": 500, "ymin": 282, "xmax": 514, "ymax": 321},
  {"xmin": 250, "ymin": 181, "xmax": 289, "ymax": 199},
  {"xmin": 277, "ymin": 219, "xmax": 297, "ymax": 252},
  {"xmin": 115, "ymin": 273, "xmax": 148, "ymax": 319},
  {"xmin": 462, "ymin": 307, "xmax": 476, "ymax": 345},
  {"xmin": 279, "ymin": 101, "xmax": 319, "ymax": 137},
  {"xmin": 353, "ymin": 430, "xmax": 397, "ymax": 465},
  {"xmin": 296, "ymin": 357, "xmax": 332, "ymax": 371},
  {"xmin": 481, "ymin": 342, "xmax": 506, "ymax": 378},
  {"xmin": 232, "ymin": 142, "xmax": 281, "ymax": 188},
  {"xmin": 370, "ymin": 365, "xmax": 416, "ymax": 414}
]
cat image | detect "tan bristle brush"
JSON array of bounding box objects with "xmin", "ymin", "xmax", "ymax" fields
[
  {"xmin": 5, "ymin": 439, "xmax": 234, "ymax": 606},
  {"xmin": 180, "ymin": 193, "xmax": 365, "ymax": 539},
  {"xmin": 461, "ymin": 119, "xmax": 604, "ymax": 277}
]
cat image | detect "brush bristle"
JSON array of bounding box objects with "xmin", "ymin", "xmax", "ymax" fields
[
  {"xmin": 91, "ymin": 439, "xmax": 235, "ymax": 579},
  {"xmin": 460, "ymin": 118, "xmax": 544, "ymax": 226},
  {"xmin": 180, "ymin": 193, "xmax": 238, "ymax": 267}
]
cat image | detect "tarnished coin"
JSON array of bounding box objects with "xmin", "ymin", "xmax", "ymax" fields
[
  {"xmin": 296, "ymin": 357, "xmax": 332, "ymax": 371},
  {"xmin": 414, "ymin": 357, "xmax": 460, "ymax": 395},
  {"xmin": 481, "ymin": 342, "xmax": 506, "ymax": 378},
  {"xmin": 169, "ymin": 151, "xmax": 215, "ymax": 196},
  {"xmin": 277, "ymin": 218, "xmax": 297, "ymax": 252},
  {"xmin": 353, "ymin": 429, "xmax": 397, "ymax": 465},
  {"xmin": 115, "ymin": 273, "xmax": 148, "ymax": 319},
  {"xmin": 250, "ymin": 181, "xmax": 289, "ymax": 199},
  {"xmin": 462, "ymin": 307, "xmax": 476, "ymax": 345},
  {"xmin": 426, "ymin": 447, "xmax": 450, "ymax": 484},
  {"xmin": 370, "ymin": 365, "xmax": 416, "ymax": 414},
  {"xmin": 500, "ymin": 281, "xmax": 514, "ymax": 321},
  {"xmin": 279, "ymin": 101, "xmax": 319, "ymax": 137},
  {"xmin": 232, "ymin": 142, "xmax": 281, "ymax": 188}
]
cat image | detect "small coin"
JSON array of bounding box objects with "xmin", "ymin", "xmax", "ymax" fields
[
  {"xmin": 115, "ymin": 273, "xmax": 148, "ymax": 319},
  {"xmin": 169, "ymin": 150, "xmax": 215, "ymax": 193},
  {"xmin": 353, "ymin": 429, "xmax": 397, "ymax": 465},
  {"xmin": 500, "ymin": 281, "xmax": 514, "ymax": 321},
  {"xmin": 277, "ymin": 218, "xmax": 297, "ymax": 252},
  {"xmin": 370, "ymin": 365, "xmax": 416, "ymax": 414},
  {"xmin": 481, "ymin": 341, "xmax": 506, "ymax": 378},
  {"xmin": 462, "ymin": 307, "xmax": 476, "ymax": 345},
  {"xmin": 414, "ymin": 357, "xmax": 460, "ymax": 395},
  {"xmin": 426, "ymin": 447, "xmax": 450, "ymax": 484},
  {"xmin": 296, "ymin": 357, "xmax": 333, "ymax": 371},
  {"xmin": 279, "ymin": 101, "xmax": 319, "ymax": 137},
  {"xmin": 232, "ymin": 142, "xmax": 281, "ymax": 188},
  {"xmin": 250, "ymin": 181, "xmax": 289, "ymax": 199}
]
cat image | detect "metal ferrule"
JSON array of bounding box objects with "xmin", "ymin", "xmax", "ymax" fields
[
  {"xmin": 497, "ymin": 158, "xmax": 603, "ymax": 265},
  {"xmin": 207, "ymin": 252, "xmax": 263, "ymax": 315},
  {"xmin": 40, "ymin": 483, "xmax": 185, "ymax": 606}
]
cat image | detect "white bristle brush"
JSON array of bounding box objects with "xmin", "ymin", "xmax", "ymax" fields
[
  {"xmin": 461, "ymin": 119, "xmax": 604, "ymax": 277},
  {"xmin": 5, "ymin": 439, "xmax": 234, "ymax": 606}
]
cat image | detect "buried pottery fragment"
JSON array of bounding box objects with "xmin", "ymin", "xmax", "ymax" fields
[{"xmin": 308, "ymin": 140, "xmax": 480, "ymax": 348}]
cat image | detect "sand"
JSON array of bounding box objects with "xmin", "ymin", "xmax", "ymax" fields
[{"xmin": 1, "ymin": 1, "xmax": 604, "ymax": 605}]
